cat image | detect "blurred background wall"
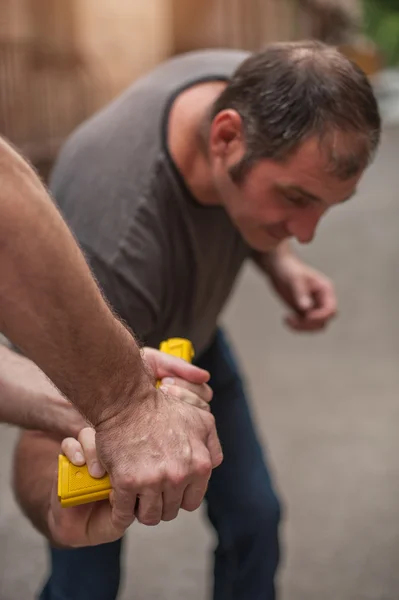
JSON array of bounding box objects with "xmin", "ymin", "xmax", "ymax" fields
[{"xmin": 0, "ymin": 0, "xmax": 383, "ymax": 180}]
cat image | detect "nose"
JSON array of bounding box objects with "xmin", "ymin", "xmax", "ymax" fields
[{"xmin": 287, "ymin": 212, "xmax": 322, "ymax": 244}]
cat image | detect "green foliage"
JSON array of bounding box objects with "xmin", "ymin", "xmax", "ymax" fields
[{"xmin": 363, "ymin": 0, "xmax": 399, "ymax": 65}]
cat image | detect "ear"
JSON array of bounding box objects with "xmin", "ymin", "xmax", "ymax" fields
[{"xmin": 209, "ymin": 110, "xmax": 245, "ymax": 162}]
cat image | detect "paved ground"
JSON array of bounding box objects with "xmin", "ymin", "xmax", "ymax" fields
[{"xmin": 1, "ymin": 125, "xmax": 399, "ymax": 600}]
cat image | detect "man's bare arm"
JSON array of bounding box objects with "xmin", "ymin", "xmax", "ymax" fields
[
  {"xmin": 0, "ymin": 136, "xmax": 154, "ymax": 425},
  {"xmin": 0, "ymin": 345, "xmax": 85, "ymax": 437},
  {"xmin": 0, "ymin": 136, "xmax": 222, "ymax": 529}
]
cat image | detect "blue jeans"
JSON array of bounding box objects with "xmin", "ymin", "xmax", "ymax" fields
[{"xmin": 39, "ymin": 329, "xmax": 281, "ymax": 600}]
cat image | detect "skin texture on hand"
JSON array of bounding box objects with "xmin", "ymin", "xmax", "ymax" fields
[
  {"xmin": 254, "ymin": 243, "xmax": 337, "ymax": 332},
  {"xmin": 266, "ymin": 253, "xmax": 337, "ymax": 331},
  {"xmin": 97, "ymin": 391, "xmax": 221, "ymax": 527},
  {"xmin": 0, "ymin": 134, "xmax": 220, "ymax": 531},
  {"xmin": 49, "ymin": 428, "xmax": 128, "ymax": 548},
  {"xmin": 13, "ymin": 351, "xmax": 216, "ymax": 548},
  {"xmin": 50, "ymin": 374, "xmax": 214, "ymax": 546}
]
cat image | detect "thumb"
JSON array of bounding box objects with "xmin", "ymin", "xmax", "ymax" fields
[{"xmin": 291, "ymin": 278, "xmax": 313, "ymax": 312}]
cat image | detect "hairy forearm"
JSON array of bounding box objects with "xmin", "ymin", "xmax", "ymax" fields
[
  {"xmin": 0, "ymin": 345, "xmax": 85, "ymax": 437},
  {"xmin": 13, "ymin": 430, "xmax": 60, "ymax": 540},
  {"xmin": 0, "ymin": 137, "xmax": 154, "ymax": 426}
]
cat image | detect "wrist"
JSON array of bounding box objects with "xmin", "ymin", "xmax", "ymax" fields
[
  {"xmin": 255, "ymin": 240, "xmax": 295, "ymax": 274},
  {"xmin": 78, "ymin": 320, "xmax": 158, "ymax": 428},
  {"xmin": 53, "ymin": 403, "xmax": 87, "ymax": 439}
]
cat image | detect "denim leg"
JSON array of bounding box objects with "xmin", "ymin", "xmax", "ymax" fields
[
  {"xmin": 38, "ymin": 539, "xmax": 123, "ymax": 600},
  {"xmin": 38, "ymin": 328, "xmax": 281, "ymax": 600},
  {"xmin": 197, "ymin": 329, "xmax": 281, "ymax": 600}
]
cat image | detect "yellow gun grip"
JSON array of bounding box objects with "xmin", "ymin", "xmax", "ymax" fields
[{"xmin": 58, "ymin": 338, "xmax": 194, "ymax": 508}]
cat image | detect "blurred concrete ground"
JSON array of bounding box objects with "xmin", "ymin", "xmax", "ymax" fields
[{"xmin": 1, "ymin": 123, "xmax": 399, "ymax": 599}]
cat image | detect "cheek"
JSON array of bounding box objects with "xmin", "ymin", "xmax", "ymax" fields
[
  {"xmin": 241, "ymin": 181, "xmax": 288, "ymax": 224},
  {"xmin": 220, "ymin": 175, "xmax": 286, "ymax": 227},
  {"xmin": 248, "ymin": 195, "xmax": 288, "ymax": 226}
]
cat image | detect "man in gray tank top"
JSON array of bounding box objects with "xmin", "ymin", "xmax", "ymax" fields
[{"xmin": 14, "ymin": 41, "xmax": 380, "ymax": 599}]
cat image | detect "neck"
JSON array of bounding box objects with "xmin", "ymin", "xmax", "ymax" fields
[{"xmin": 167, "ymin": 81, "xmax": 227, "ymax": 207}]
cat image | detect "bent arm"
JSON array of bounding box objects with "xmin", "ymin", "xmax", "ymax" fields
[{"xmin": 0, "ymin": 345, "xmax": 85, "ymax": 437}]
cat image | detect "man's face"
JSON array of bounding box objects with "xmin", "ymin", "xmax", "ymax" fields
[{"xmin": 209, "ymin": 114, "xmax": 363, "ymax": 252}]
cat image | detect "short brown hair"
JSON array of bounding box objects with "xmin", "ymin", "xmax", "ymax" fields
[{"xmin": 210, "ymin": 40, "xmax": 381, "ymax": 181}]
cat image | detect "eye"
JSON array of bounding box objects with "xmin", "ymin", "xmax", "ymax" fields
[{"xmin": 285, "ymin": 194, "xmax": 311, "ymax": 208}]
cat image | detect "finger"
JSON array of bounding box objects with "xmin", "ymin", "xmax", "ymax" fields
[
  {"xmin": 162, "ymin": 378, "xmax": 213, "ymax": 404},
  {"xmin": 61, "ymin": 438, "xmax": 85, "ymax": 466},
  {"xmin": 146, "ymin": 349, "xmax": 210, "ymax": 384},
  {"xmin": 111, "ymin": 488, "xmax": 138, "ymax": 530},
  {"xmin": 160, "ymin": 384, "xmax": 210, "ymax": 411},
  {"xmin": 306, "ymin": 286, "xmax": 337, "ymax": 320},
  {"xmin": 165, "ymin": 358, "xmax": 210, "ymax": 384},
  {"xmin": 160, "ymin": 384, "xmax": 211, "ymax": 411},
  {"xmin": 205, "ymin": 415, "xmax": 223, "ymax": 469},
  {"xmin": 86, "ymin": 498, "xmax": 129, "ymax": 546},
  {"xmin": 285, "ymin": 315, "xmax": 327, "ymax": 331},
  {"xmin": 180, "ymin": 449, "xmax": 211, "ymax": 512},
  {"xmin": 162, "ymin": 377, "xmax": 213, "ymax": 403},
  {"xmin": 136, "ymin": 491, "xmax": 163, "ymax": 526},
  {"xmin": 291, "ymin": 279, "xmax": 313, "ymax": 313},
  {"xmin": 78, "ymin": 428, "xmax": 105, "ymax": 478},
  {"xmin": 303, "ymin": 304, "xmax": 337, "ymax": 322},
  {"xmin": 161, "ymin": 486, "xmax": 185, "ymax": 522},
  {"xmin": 181, "ymin": 480, "xmax": 209, "ymax": 512}
]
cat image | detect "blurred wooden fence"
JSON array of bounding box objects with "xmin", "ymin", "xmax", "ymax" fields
[
  {"xmin": 0, "ymin": 0, "xmax": 361, "ymax": 178},
  {"xmin": 0, "ymin": 40, "xmax": 95, "ymax": 174},
  {"xmin": 171, "ymin": 0, "xmax": 360, "ymax": 53}
]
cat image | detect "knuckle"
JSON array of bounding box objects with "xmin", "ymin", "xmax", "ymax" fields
[
  {"xmin": 136, "ymin": 473, "xmax": 165, "ymax": 492},
  {"xmin": 204, "ymin": 385, "xmax": 213, "ymax": 403},
  {"xmin": 114, "ymin": 474, "xmax": 138, "ymax": 493},
  {"xmin": 165, "ymin": 468, "xmax": 187, "ymax": 488},
  {"xmin": 194, "ymin": 457, "xmax": 212, "ymax": 478},
  {"xmin": 115, "ymin": 467, "xmax": 164, "ymax": 492},
  {"xmin": 133, "ymin": 481, "xmax": 153, "ymax": 493},
  {"xmin": 204, "ymin": 412, "xmax": 216, "ymax": 429}
]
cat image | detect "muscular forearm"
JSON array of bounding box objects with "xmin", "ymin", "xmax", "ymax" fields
[
  {"xmin": 0, "ymin": 137, "xmax": 154, "ymax": 426},
  {"xmin": 0, "ymin": 345, "xmax": 85, "ymax": 437},
  {"xmin": 13, "ymin": 430, "xmax": 60, "ymax": 541}
]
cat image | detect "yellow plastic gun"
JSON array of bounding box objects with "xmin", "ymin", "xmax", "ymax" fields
[{"xmin": 58, "ymin": 338, "xmax": 194, "ymax": 508}]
